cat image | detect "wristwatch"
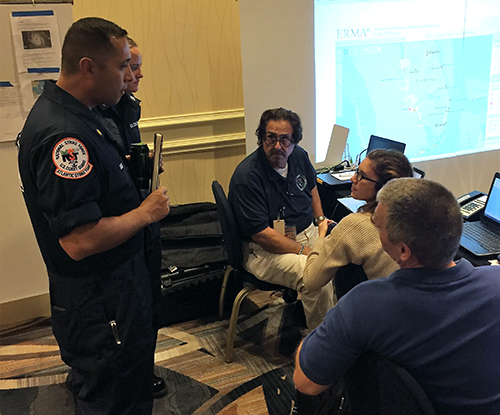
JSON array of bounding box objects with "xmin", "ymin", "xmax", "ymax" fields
[{"xmin": 314, "ymin": 215, "xmax": 326, "ymax": 225}]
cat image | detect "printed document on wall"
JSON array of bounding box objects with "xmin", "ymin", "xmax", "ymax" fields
[
  {"xmin": 10, "ymin": 10, "xmax": 61, "ymax": 112},
  {"xmin": 0, "ymin": 81, "xmax": 24, "ymax": 142}
]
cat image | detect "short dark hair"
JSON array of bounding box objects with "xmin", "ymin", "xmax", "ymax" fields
[
  {"xmin": 255, "ymin": 107, "xmax": 303, "ymax": 146},
  {"xmin": 61, "ymin": 17, "xmax": 128, "ymax": 75},
  {"xmin": 359, "ymin": 149, "xmax": 414, "ymax": 213},
  {"xmin": 377, "ymin": 178, "xmax": 463, "ymax": 268}
]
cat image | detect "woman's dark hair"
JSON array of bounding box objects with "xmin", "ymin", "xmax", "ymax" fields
[
  {"xmin": 255, "ymin": 107, "xmax": 303, "ymax": 146},
  {"xmin": 359, "ymin": 149, "xmax": 414, "ymax": 213}
]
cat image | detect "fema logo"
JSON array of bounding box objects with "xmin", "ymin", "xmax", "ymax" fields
[
  {"xmin": 52, "ymin": 138, "xmax": 93, "ymax": 179},
  {"xmin": 295, "ymin": 174, "xmax": 307, "ymax": 191}
]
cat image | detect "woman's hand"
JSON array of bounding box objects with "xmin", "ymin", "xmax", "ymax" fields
[{"xmin": 318, "ymin": 218, "xmax": 331, "ymax": 237}]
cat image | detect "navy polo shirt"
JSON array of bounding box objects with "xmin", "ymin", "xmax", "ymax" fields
[
  {"xmin": 229, "ymin": 145, "xmax": 316, "ymax": 238},
  {"xmin": 300, "ymin": 259, "xmax": 500, "ymax": 415}
]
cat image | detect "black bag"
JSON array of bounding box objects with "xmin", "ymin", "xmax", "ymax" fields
[
  {"xmin": 160, "ymin": 202, "xmax": 227, "ymax": 270},
  {"xmin": 158, "ymin": 202, "xmax": 239, "ymax": 326}
]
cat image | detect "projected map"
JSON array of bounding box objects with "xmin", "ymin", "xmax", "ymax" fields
[{"xmin": 335, "ymin": 35, "xmax": 493, "ymax": 161}]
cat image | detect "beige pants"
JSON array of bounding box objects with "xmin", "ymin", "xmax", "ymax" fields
[{"xmin": 243, "ymin": 222, "xmax": 334, "ymax": 330}]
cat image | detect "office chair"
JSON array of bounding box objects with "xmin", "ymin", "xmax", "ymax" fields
[
  {"xmin": 344, "ymin": 351, "xmax": 436, "ymax": 415},
  {"xmin": 334, "ymin": 263, "xmax": 368, "ymax": 300},
  {"xmin": 211, "ymin": 180, "xmax": 297, "ymax": 363}
]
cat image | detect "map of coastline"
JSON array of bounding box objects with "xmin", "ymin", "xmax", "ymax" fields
[{"xmin": 335, "ymin": 35, "xmax": 493, "ymax": 161}]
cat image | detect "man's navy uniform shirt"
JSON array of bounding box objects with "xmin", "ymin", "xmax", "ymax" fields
[
  {"xmin": 229, "ymin": 145, "xmax": 316, "ymax": 239},
  {"xmin": 17, "ymin": 80, "xmax": 143, "ymax": 279}
]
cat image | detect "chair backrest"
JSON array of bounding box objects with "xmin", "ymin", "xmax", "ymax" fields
[
  {"xmin": 334, "ymin": 263, "xmax": 368, "ymax": 300},
  {"xmin": 211, "ymin": 181, "xmax": 244, "ymax": 270},
  {"xmin": 344, "ymin": 352, "xmax": 436, "ymax": 415}
]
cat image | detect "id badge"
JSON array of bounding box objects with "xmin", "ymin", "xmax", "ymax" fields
[{"xmin": 273, "ymin": 219, "xmax": 285, "ymax": 235}]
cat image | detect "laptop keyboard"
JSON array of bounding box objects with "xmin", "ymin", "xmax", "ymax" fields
[{"xmin": 463, "ymin": 222, "xmax": 500, "ymax": 251}]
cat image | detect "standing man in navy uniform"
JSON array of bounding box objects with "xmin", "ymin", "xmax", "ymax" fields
[{"xmin": 17, "ymin": 17, "xmax": 170, "ymax": 415}]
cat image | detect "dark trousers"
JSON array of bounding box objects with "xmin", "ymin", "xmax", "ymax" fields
[{"xmin": 50, "ymin": 251, "xmax": 156, "ymax": 414}]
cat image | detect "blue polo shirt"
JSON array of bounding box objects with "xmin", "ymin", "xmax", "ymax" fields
[
  {"xmin": 229, "ymin": 145, "xmax": 316, "ymax": 238},
  {"xmin": 299, "ymin": 259, "xmax": 500, "ymax": 415}
]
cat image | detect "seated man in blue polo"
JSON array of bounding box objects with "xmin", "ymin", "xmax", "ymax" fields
[
  {"xmin": 294, "ymin": 178, "xmax": 500, "ymax": 415},
  {"xmin": 229, "ymin": 107, "xmax": 333, "ymax": 330}
]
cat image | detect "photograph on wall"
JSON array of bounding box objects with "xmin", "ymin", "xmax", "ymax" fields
[{"xmin": 10, "ymin": 10, "xmax": 61, "ymax": 71}]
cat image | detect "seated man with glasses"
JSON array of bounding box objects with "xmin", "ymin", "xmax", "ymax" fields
[{"xmin": 228, "ymin": 107, "xmax": 334, "ymax": 330}]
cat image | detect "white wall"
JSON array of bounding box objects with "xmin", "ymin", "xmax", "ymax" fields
[
  {"xmin": 0, "ymin": 142, "xmax": 49, "ymax": 304},
  {"xmin": 239, "ymin": 0, "xmax": 315, "ymax": 157}
]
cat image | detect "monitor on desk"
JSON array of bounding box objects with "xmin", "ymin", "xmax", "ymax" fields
[{"xmin": 367, "ymin": 135, "xmax": 406, "ymax": 155}]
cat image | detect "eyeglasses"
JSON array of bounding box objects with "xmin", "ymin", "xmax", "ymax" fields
[
  {"xmin": 264, "ymin": 136, "xmax": 293, "ymax": 148},
  {"xmin": 353, "ymin": 168, "xmax": 380, "ymax": 185}
]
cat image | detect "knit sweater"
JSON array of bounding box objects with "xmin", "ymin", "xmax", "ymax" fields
[{"xmin": 303, "ymin": 212, "xmax": 399, "ymax": 292}]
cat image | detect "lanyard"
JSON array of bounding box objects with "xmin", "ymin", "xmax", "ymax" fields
[{"xmin": 276, "ymin": 176, "xmax": 295, "ymax": 220}]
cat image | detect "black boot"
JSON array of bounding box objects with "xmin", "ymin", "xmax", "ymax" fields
[{"xmin": 153, "ymin": 374, "xmax": 167, "ymax": 398}]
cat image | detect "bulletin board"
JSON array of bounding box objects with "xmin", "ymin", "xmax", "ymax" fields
[{"xmin": 0, "ymin": 0, "xmax": 73, "ymax": 142}]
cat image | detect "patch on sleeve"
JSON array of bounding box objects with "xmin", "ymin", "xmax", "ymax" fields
[{"xmin": 52, "ymin": 138, "xmax": 93, "ymax": 179}]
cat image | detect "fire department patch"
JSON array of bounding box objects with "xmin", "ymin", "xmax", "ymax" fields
[
  {"xmin": 296, "ymin": 174, "xmax": 307, "ymax": 191},
  {"xmin": 52, "ymin": 138, "xmax": 92, "ymax": 179}
]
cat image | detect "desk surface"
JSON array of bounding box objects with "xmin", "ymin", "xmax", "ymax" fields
[
  {"xmin": 316, "ymin": 172, "xmax": 353, "ymax": 219},
  {"xmin": 317, "ymin": 172, "xmax": 353, "ymax": 188},
  {"xmin": 456, "ymin": 246, "xmax": 498, "ymax": 267}
]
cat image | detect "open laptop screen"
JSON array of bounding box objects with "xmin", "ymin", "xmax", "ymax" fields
[
  {"xmin": 315, "ymin": 124, "xmax": 349, "ymax": 169},
  {"xmin": 484, "ymin": 173, "xmax": 500, "ymax": 224},
  {"xmin": 367, "ymin": 135, "xmax": 406, "ymax": 154}
]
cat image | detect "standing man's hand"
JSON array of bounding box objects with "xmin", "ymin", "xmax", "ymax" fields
[
  {"xmin": 140, "ymin": 186, "xmax": 170, "ymax": 223},
  {"xmin": 59, "ymin": 187, "xmax": 170, "ymax": 261}
]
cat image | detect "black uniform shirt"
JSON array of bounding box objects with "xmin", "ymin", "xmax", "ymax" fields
[
  {"xmin": 228, "ymin": 145, "xmax": 316, "ymax": 239},
  {"xmin": 17, "ymin": 81, "xmax": 143, "ymax": 278},
  {"xmin": 94, "ymin": 92, "xmax": 141, "ymax": 154}
]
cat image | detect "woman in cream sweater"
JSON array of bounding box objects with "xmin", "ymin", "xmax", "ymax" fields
[{"xmin": 303, "ymin": 149, "xmax": 413, "ymax": 295}]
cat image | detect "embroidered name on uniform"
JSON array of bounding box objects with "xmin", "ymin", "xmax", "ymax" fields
[
  {"xmin": 52, "ymin": 138, "xmax": 93, "ymax": 179},
  {"xmin": 296, "ymin": 174, "xmax": 307, "ymax": 191}
]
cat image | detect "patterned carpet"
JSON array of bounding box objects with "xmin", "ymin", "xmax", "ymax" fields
[{"xmin": 0, "ymin": 292, "xmax": 305, "ymax": 415}]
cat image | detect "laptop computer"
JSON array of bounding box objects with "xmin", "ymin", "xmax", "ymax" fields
[
  {"xmin": 460, "ymin": 172, "xmax": 500, "ymax": 257},
  {"xmin": 367, "ymin": 135, "xmax": 406, "ymax": 154},
  {"xmin": 315, "ymin": 124, "xmax": 350, "ymax": 171}
]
